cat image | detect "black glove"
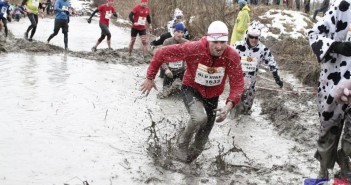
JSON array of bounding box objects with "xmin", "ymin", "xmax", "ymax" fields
[
  {"xmin": 273, "ymin": 71, "xmax": 283, "ymax": 88},
  {"xmin": 64, "ymin": 10, "xmax": 69, "ymax": 15},
  {"xmin": 330, "ymin": 42, "xmax": 351, "ymax": 56},
  {"xmin": 87, "ymin": 18, "xmax": 91, "ymax": 23}
]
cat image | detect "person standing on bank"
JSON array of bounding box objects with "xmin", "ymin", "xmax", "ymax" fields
[
  {"xmin": 87, "ymin": 0, "xmax": 117, "ymax": 51},
  {"xmin": 230, "ymin": 0, "xmax": 250, "ymax": 45},
  {"xmin": 141, "ymin": 21, "xmax": 244, "ymax": 163},
  {"xmin": 312, "ymin": 0, "xmax": 330, "ymax": 21}
]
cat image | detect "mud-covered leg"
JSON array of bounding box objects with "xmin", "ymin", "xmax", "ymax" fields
[
  {"xmin": 187, "ymin": 96, "xmax": 218, "ymax": 163},
  {"xmin": 339, "ymin": 109, "xmax": 351, "ymax": 178},
  {"xmin": 315, "ymin": 124, "xmax": 343, "ymax": 178},
  {"xmin": 176, "ymin": 86, "xmax": 208, "ymax": 162}
]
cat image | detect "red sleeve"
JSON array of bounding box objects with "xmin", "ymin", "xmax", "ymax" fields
[
  {"xmin": 226, "ymin": 51, "xmax": 244, "ymax": 106},
  {"xmin": 146, "ymin": 44, "xmax": 188, "ymax": 80}
]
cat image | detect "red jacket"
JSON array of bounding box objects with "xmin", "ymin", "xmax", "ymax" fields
[{"xmin": 147, "ymin": 37, "xmax": 244, "ymax": 105}]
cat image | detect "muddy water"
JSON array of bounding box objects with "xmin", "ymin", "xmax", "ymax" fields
[{"xmin": 0, "ymin": 53, "xmax": 159, "ymax": 185}]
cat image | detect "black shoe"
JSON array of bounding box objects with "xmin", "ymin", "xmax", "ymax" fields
[
  {"xmin": 91, "ymin": 46, "xmax": 97, "ymax": 52},
  {"xmin": 28, "ymin": 38, "xmax": 33, "ymax": 42}
]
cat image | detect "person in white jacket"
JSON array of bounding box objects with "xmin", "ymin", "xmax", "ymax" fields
[
  {"xmin": 308, "ymin": 0, "xmax": 351, "ymax": 179},
  {"xmin": 232, "ymin": 21, "xmax": 283, "ymax": 115}
]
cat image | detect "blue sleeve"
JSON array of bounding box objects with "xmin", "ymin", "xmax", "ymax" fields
[{"xmin": 55, "ymin": 0, "xmax": 62, "ymax": 12}]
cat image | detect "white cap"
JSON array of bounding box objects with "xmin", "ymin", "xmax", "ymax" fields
[{"xmin": 207, "ymin": 21, "xmax": 229, "ymax": 41}]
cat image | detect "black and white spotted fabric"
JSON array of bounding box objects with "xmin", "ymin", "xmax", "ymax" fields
[
  {"xmin": 232, "ymin": 22, "xmax": 279, "ymax": 111},
  {"xmin": 308, "ymin": 0, "xmax": 351, "ymax": 134}
]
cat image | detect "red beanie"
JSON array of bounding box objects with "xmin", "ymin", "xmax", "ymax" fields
[{"xmin": 141, "ymin": 0, "xmax": 148, "ymax": 2}]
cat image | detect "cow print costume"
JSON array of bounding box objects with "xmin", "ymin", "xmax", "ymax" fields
[
  {"xmin": 233, "ymin": 21, "xmax": 281, "ymax": 114},
  {"xmin": 308, "ymin": 0, "xmax": 351, "ymax": 177}
]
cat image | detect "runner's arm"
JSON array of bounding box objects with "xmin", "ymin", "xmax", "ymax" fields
[
  {"xmin": 129, "ymin": 12, "xmax": 134, "ymax": 23},
  {"xmin": 88, "ymin": 9, "xmax": 98, "ymax": 20},
  {"xmin": 227, "ymin": 54, "xmax": 244, "ymax": 106},
  {"xmin": 147, "ymin": 14, "xmax": 151, "ymax": 24}
]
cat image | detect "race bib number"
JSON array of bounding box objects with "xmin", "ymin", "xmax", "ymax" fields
[
  {"xmin": 105, "ymin": 11, "xmax": 112, "ymax": 19},
  {"xmin": 194, "ymin": 64, "xmax": 225, "ymax": 86},
  {"xmin": 241, "ymin": 56, "xmax": 257, "ymax": 72},
  {"xmin": 168, "ymin": 61, "xmax": 183, "ymax": 68},
  {"xmin": 1, "ymin": 7, "xmax": 7, "ymax": 14},
  {"xmin": 137, "ymin": 16, "xmax": 146, "ymax": 25},
  {"xmin": 32, "ymin": 0, "xmax": 39, "ymax": 7},
  {"xmin": 62, "ymin": 6, "xmax": 69, "ymax": 11}
]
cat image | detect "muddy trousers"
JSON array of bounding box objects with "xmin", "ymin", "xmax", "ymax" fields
[
  {"xmin": 1, "ymin": 17, "xmax": 7, "ymax": 37},
  {"xmin": 47, "ymin": 19, "xmax": 69, "ymax": 49},
  {"xmin": 315, "ymin": 108, "xmax": 351, "ymax": 172},
  {"xmin": 236, "ymin": 81, "xmax": 256, "ymax": 115},
  {"xmin": 26, "ymin": 13, "xmax": 38, "ymax": 39},
  {"xmin": 178, "ymin": 85, "xmax": 218, "ymax": 162}
]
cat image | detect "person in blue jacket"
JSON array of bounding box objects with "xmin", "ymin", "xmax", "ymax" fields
[
  {"xmin": 0, "ymin": 0, "xmax": 10, "ymax": 37},
  {"xmin": 47, "ymin": 0, "xmax": 70, "ymax": 50}
]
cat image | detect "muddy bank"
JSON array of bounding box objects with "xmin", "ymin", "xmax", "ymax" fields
[{"xmin": 0, "ymin": 34, "xmax": 150, "ymax": 65}]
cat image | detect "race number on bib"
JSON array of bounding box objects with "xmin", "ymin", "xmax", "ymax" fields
[
  {"xmin": 137, "ymin": 17, "xmax": 146, "ymax": 25},
  {"xmin": 1, "ymin": 7, "xmax": 7, "ymax": 14},
  {"xmin": 62, "ymin": 6, "xmax": 69, "ymax": 11},
  {"xmin": 32, "ymin": 0, "xmax": 39, "ymax": 7},
  {"xmin": 194, "ymin": 64, "xmax": 225, "ymax": 86},
  {"xmin": 168, "ymin": 61, "xmax": 183, "ymax": 68},
  {"xmin": 105, "ymin": 11, "xmax": 112, "ymax": 19},
  {"xmin": 241, "ymin": 56, "xmax": 257, "ymax": 72}
]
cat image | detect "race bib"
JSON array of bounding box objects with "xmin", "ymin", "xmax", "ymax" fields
[
  {"xmin": 346, "ymin": 25, "xmax": 351, "ymax": 41},
  {"xmin": 32, "ymin": 0, "xmax": 39, "ymax": 7},
  {"xmin": 62, "ymin": 6, "xmax": 68, "ymax": 11},
  {"xmin": 1, "ymin": 7, "xmax": 7, "ymax": 14},
  {"xmin": 137, "ymin": 16, "xmax": 146, "ymax": 25},
  {"xmin": 168, "ymin": 61, "xmax": 183, "ymax": 68},
  {"xmin": 241, "ymin": 56, "xmax": 257, "ymax": 72},
  {"xmin": 105, "ymin": 11, "xmax": 112, "ymax": 19},
  {"xmin": 194, "ymin": 63, "xmax": 225, "ymax": 86}
]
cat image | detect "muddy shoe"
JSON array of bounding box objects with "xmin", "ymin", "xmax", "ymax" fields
[
  {"xmin": 157, "ymin": 88, "xmax": 172, "ymax": 99},
  {"xmin": 91, "ymin": 46, "xmax": 97, "ymax": 52},
  {"xmin": 28, "ymin": 38, "xmax": 33, "ymax": 42}
]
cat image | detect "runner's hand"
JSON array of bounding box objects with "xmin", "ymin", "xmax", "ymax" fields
[
  {"xmin": 134, "ymin": 22, "xmax": 140, "ymax": 26},
  {"xmin": 215, "ymin": 102, "xmax": 234, "ymax": 122},
  {"xmin": 149, "ymin": 24, "xmax": 153, "ymax": 30},
  {"xmin": 165, "ymin": 69, "xmax": 173, "ymax": 78},
  {"xmin": 140, "ymin": 78, "xmax": 158, "ymax": 96},
  {"xmin": 335, "ymin": 80, "xmax": 351, "ymax": 104}
]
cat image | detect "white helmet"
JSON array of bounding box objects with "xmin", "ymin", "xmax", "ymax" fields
[
  {"xmin": 207, "ymin": 21, "xmax": 229, "ymax": 41},
  {"xmin": 247, "ymin": 21, "xmax": 263, "ymax": 37}
]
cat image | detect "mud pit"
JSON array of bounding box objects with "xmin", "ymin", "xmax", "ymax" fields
[{"xmin": 0, "ymin": 17, "xmax": 324, "ymax": 184}]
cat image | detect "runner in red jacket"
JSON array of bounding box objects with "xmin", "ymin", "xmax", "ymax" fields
[
  {"xmin": 141, "ymin": 21, "xmax": 244, "ymax": 163},
  {"xmin": 87, "ymin": 0, "xmax": 117, "ymax": 51},
  {"xmin": 128, "ymin": 0, "xmax": 152, "ymax": 60}
]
